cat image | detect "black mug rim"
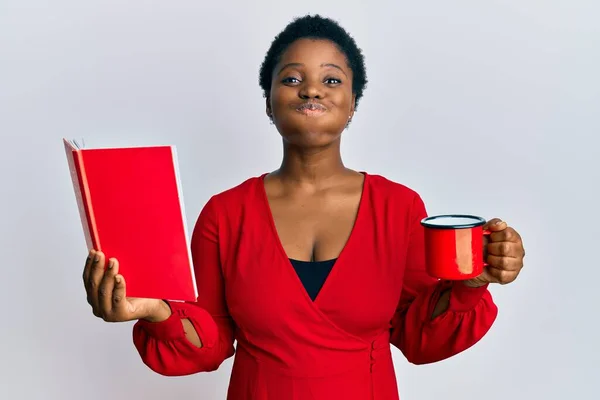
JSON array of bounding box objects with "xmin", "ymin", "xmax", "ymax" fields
[{"xmin": 420, "ymin": 214, "xmax": 486, "ymax": 230}]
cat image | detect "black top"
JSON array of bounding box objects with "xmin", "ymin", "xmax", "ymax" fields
[{"xmin": 289, "ymin": 258, "xmax": 336, "ymax": 301}]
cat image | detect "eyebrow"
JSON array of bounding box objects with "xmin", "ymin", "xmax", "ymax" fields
[{"xmin": 276, "ymin": 62, "xmax": 348, "ymax": 77}]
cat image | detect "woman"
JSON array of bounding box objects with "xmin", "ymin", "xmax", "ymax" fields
[{"xmin": 83, "ymin": 14, "xmax": 526, "ymax": 399}]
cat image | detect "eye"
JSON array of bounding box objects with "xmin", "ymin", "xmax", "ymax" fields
[
  {"xmin": 281, "ymin": 77, "xmax": 301, "ymax": 85},
  {"xmin": 324, "ymin": 78, "xmax": 342, "ymax": 85}
]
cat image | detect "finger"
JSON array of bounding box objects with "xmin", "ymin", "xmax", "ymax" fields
[
  {"xmin": 487, "ymin": 242, "xmax": 522, "ymax": 258},
  {"xmin": 112, "ymin": 272, "xmax": 129, "ymax": 319},
  {"xmin": 468, "ymin": 268, "xmax": 495, "ymax": 286},
  {"xmin": 490, "ymin": 227, "xmax": 521, "ymax": 243},
  {"xmin": 483, "ymin": 218, "xmax": 506, "ymax": 231},
  {"xmin": 485, "ymin": 265, "xmax": 519, "ymax": 285},
  {"xmin": 486, "ymin": 254, "xmax": 522, "ymax": 271},
  {"xmin": 83, "ymin": 250, "xmax": 97, "ymax": 312},
  {"xmin": 98, "ymin": 258, "xmax": 118, "ymax": 319},
  {"xmin": 87, "ymin": 251, "xmax": 106, "ymax": 315},
  {"xmin": 82, "ymin": 249, "xmax": 97, "ymax": 290}
]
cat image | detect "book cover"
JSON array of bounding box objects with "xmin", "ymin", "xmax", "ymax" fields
[{"xmin": 63, "ymin": 138, "xmax": 198, "ymax": 302}]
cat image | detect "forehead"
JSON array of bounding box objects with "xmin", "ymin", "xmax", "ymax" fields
[{"xmin": 278, "ymin": 38, "xmax": 350, "ymax": 70}]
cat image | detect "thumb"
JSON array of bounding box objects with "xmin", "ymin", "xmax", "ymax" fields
[
  {"xmin": 112, "ymin": 274, "xmax": 131, "ymax": 315},
  {"xmin": 484, "ymin": 218, "xmax": 507, "ymax": 231}
]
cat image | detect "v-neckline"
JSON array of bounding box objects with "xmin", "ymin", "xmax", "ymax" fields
[{"xmin": 258, "ymin": 172, "xmax": 369, "ymax": 305}]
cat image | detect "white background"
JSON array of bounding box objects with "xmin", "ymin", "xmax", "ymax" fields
[{"xmin": 1, "ymin": 0, "xmax": 598, "ymax": 399}]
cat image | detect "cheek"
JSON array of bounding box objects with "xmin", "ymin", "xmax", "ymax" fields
[
  {"xmin": 334, "ymin": 90, "xmax": 354, "ymax": 111},
  {"xmin": 270, "ymin": 91, "xmax": 293, "ymax": 113},
  {"xmin": 269, "ymin": 85, "xmax": 281, "ymax": 104}
]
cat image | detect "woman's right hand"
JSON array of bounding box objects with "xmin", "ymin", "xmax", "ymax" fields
[{"xmin": 83, "ymin": 249, "xmax": 172, "ymax": 323}]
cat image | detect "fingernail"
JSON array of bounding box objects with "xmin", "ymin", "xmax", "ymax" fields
[
  {"xmin": 115, "ymin": 276, "xmax": 121, "ymax": 284},
  {"xmin": 495, "ymin": 220, "xmax": 504, "ymax": 225},
  {"xmin": 108, "ymin": 260, "xmax": 113, "ymax": 269},
  {"xmin": 93, "ymin": 256, "xmax": 100, "ymax": 263}
]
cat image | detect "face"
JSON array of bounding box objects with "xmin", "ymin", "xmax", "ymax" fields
[{"xmin": 267, "ymin": 39, "xmax": 356, "ymax": 148}]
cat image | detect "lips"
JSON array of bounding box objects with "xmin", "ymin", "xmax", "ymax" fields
[{"xmin": 296, "ymin": 102, "xmax": 327, "ymax": 115}]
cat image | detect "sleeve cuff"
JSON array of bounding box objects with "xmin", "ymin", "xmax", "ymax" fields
[
  {"xmin": 135, "ymin": 301, "xmax": 186, "ymax": 341},
  {"xmin": 135, "ymin": 301, "xmax": 221, "ymax": 348},
  {"xmin": 448, "ymin": 282, "xmax": 489, "ymax": 312}
]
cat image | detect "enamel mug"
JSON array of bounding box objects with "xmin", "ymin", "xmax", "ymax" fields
[{"xmin": 420, "ymin": 214, "xmax": 491, "ymax": 280}]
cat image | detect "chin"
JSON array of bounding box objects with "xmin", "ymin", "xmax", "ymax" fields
[
  {"xmin": 281, "ymin": 127, "xmax": 342, "ymax": 148},
  {"xmin": 293, "ymin": 133, "xmax": 338, "ymax": 148},
  {"xmin": 277, "ymin": 120, "xmax": 344, "ymax": 148}
]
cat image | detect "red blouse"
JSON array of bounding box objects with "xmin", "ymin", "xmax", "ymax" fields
[{"xmin": 133, "ymin": 173, "xmax": 498, "ymax": 399}]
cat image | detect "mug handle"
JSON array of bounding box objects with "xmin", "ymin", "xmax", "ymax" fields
[{"xmin": 482, "ymin": 229, "xmax": 492, "ymax": 267}]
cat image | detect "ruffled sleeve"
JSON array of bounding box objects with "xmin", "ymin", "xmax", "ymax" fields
[
  {"xmin": 390, "ymin": 194, "xmax": 498, "ymax": 364},
  {"xmin": 132, "ymin": 196, "xmax": 235, "ymax": 376}
]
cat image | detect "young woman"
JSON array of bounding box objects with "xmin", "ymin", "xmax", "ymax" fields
[{"xmin": 83, "ymin": 14, "xmax": 526, "ymax": 399}]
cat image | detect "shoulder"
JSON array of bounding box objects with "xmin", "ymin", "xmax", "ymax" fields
[
  {"xmin": 198, "ymin": 174, "xmax": 265, "ymax": 220},
  {"xmin": 365, "ymin": 172, "xmax": 427, "ymax": 218},
  {"xmin": 365, "ymin": 172, "xmax": 422, "ymax": 202},
  {"xmin": 209, "ymin": 174, "xmax": 264, "ymax": 206}
]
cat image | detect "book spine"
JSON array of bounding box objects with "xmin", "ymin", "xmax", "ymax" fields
[
  {"xmin": 170, "ymin": 145, "xmax": 198, "ymax": 299},
  {"xmin": 74, "ymin": 151, "xmax": 101, "ymax": 250},
  {"xmin": 64, "ymin": 141, "xmax": 95, "ymax": 250}
]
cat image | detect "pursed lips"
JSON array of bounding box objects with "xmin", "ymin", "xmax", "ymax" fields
[{"xmin": 295, "ymin": 101, "xmax": 327, "ymax": 115}]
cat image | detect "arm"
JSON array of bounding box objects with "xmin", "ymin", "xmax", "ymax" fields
[
  {"xmin": 390, "ymin": 194, "xmax": 498, "ymax": 365},
  {"xmin": 132, "ymin": 196, "xmax": 235, "ymax": 376}
]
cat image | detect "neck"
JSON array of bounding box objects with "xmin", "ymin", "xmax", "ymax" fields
[{"xmin": 275, "ymin": 139, "xmax": 349, "ymax": 188}]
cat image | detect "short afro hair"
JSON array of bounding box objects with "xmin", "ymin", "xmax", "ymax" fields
[{"xmin": 259, "ymin": 14, "xmax": 368, "ymax": 109}]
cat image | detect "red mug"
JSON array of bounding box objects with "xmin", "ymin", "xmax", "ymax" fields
[{"xmin": 420, "ymin": 214, "xmax": 491, "ymax": 280}]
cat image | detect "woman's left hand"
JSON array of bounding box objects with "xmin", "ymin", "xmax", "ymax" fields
[{"xmin": 464, "ymin": 218, "xmax": 526, "ymax": 288}]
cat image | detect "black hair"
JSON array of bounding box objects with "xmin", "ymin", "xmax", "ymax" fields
[{"xmin": 259, "ymin": 14, "xmax": 368, "ymax": 109}]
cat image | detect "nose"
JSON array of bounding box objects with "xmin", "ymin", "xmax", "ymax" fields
[{"xmin": 298, "ymin": 80, "xmax": 323, "ymax": 99}]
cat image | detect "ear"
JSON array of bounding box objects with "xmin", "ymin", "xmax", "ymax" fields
[
  {"xmin": 265, "ymin": 97, "xmax": 272, "ymax": 119},
  {"xmin": 350, "ymin": 94, "xmax": 356, "ymax": 119}
]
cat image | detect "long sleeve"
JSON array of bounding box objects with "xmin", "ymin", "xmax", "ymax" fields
[
  {"xmin": 132, "ymin": 196, "xmax": 235, "ymax": 376},
  {"xmin": 390, "ymin": 193, "xmax": 498, "ymax": 365}
]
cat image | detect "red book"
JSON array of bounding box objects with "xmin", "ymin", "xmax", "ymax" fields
[{"xmin": 63, "ymin": 138, "xmax": 197, "ymax": 302}]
